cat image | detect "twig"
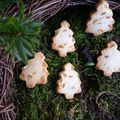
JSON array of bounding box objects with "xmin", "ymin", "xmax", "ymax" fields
[
  {"xmin": 0, "ymin": 49, "xmax": 15, "ymax": 120},
  {"xmin": 3, "ymin": 0, "xmax": 120, "ymax": 23}
]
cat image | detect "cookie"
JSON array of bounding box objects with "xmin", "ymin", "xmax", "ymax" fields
[
  {"xmin": 52, "ymin": 20, "xmax": 75, "ymax": 57},
  {"xmin": 19, "ymin": 52, "xmax": 49, "ymax": 88},
  {"xmin": 57, "ymin": 63, "xmax": 82, "ymax": 99},
  {"xmin": 96, "ymin": 41, "xmax": 120, "ymax": 76},
  {"xmin": 85, "ymin": 0, "xmax": 115, "ymax": 36}
]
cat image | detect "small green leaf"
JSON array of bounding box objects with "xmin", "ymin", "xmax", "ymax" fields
[
  {"xmin": 17, "ymin": 40, "xmax": 28, "ymax": 63},
  {"xmin": 5, "ymin": 37, "xmax": 15, "ymax": 52},
  {"xmin": 84, "ymin": 62, "xmax": 95, "ymax": 67},
  {"xmin": 13, "ymin": 50, "xmax": 22, "ymax": 61},
  {"xmin": 0, "ymin": 36, "xmax": 5, "ymax": 43},
  {"xmin": 23, "ymin": 47, "xmax": 33, "ymax": 57},
  {"xmin": 21, "ymin": 37, "xmax": 34, "ymax": 54}
]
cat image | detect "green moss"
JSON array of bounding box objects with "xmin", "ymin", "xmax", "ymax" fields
[{"xmin": 14, "ymin": 6, "xmax": 120, "ymax": 120}]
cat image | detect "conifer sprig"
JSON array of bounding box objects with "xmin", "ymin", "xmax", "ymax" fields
[{"xmin": 0, "ymin": 4, "xmax": 41, "ymax": 63}]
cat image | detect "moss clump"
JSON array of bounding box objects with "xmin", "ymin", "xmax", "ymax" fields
[{"xmin": 14, "ymin": 6, "xmax": 120, "ymax": 120}]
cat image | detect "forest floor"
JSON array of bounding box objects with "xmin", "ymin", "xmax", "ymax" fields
[{"xmin": 13, "ymin": 5, "xmax": 120, "ymax": 120}]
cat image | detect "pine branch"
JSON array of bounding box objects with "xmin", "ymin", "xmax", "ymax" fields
[{"xmin": 0, "ymin": 4, "xmax": 41, "ymax": 63}]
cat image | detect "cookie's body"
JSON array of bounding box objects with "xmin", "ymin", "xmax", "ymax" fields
[
  {"xmin": 57, "ymin": 63, "xmax": 82, "ymax": 99},
  {"xmin": 52, "ymin": 20, "xmax": 75, "ymax": 57},
  {"xmin": 19, "ymin": 52, "xmax": 49, "ymax": 88},
  {"xmin": 96, "ymin": 41, "xmax": 120, "ymax": 76},
  {"xmin": 85, "ymin": 0, "xmax": 115, "ymax": 36}
]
